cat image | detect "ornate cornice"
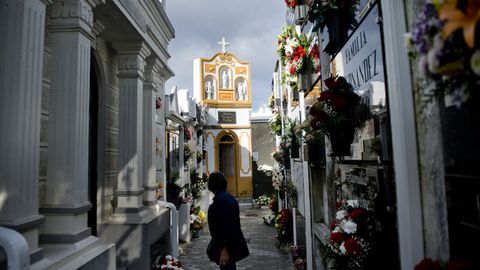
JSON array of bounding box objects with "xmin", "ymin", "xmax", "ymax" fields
[
  {"xmin": 113, "ymin": 42, "xmax": 151, "ymax": 77},
  {"xmin": 50, "ymin": 0, "xmax": 94, "ymax": 27},
  {"xmin": 144, "ymin": 56, "xmax": 163, "ymax": 90}
]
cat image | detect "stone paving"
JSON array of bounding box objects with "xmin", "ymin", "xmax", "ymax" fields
[{"xmin": 178, "ymin": 207, "xmax": 293, "ymax": 270}]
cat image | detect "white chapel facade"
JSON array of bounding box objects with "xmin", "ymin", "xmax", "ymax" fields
[{"xmin": 193, "ymin": 38, "xmax": 253, "ymax": 197}]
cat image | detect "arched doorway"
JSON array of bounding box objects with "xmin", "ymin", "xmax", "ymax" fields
[
  {"xmin": 88, "ymin": 51, "xmax": 105, "ymax": 236},
  {"xmin": 218, "ymin": 133, "xmax": 237, "ymax": 196}
]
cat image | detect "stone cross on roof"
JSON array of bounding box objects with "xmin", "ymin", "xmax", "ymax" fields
[{"xmin": 217, "ymin": 37, "xmax": 230, "ymax": 54}]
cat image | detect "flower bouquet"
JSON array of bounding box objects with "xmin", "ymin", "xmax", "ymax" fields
[
  {"xmin": 299, "ymin": 75, "xmax": 360, "ymax": 156},
  {"xmin": 271, "ymin": 165, "xmax": 284, "ymax": 191},
  {"xmin": 152, "ymin": 255, "xmax": 183, "ymax": 270},
  {"xmin": 190, "ymin": 205, "xmax": 206, "ymax": 238},
  {"xmin": 269, "ymin": 111, "xmax": 283, "ymax": 135},
  {"xmin": 277, "ymin": 26, "xmax": 318, "ymax": 87},
  {"xmin": 290, "ymin": 245, "xmax": 306, "ymax": 270},
  {"xmin": 406, "ymin": 0, "xmax": 480, "ymax": 108},
  {"xmin": 255, "ymin": 194, "xmax": 272, "ymax": 207},
  {"xmin": 321, "ymin": 200, "xmax": 374, "ymax": 270},
  {"xmin": 275, "ymin": 208, "xmax": 293, "ymax": 243}
]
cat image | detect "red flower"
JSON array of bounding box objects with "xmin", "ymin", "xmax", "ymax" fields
[
  {"xmin": 290, "ymin": 65, "xmax": 296, "ymax": 75},
  {"xmin": 350, "ymin": 208, "xmax": 363, "ymax": 219},
  {"xmin": 447, "ymin": 261, "xmax": 473, "ymax": 270},
  {"xmin": 329, "ymin": 232, "xmax": 344, "ymax": 244},
  {"xmin": 415, "ymin": 259, "xmax": 441, "ymax": 270},
  {"xmin": 329, "ymin": 95, "xmax": 347, "ymax": 109},
  {"xmin": 329, "ymin": 220, "xmax": 337, "ymax": 230},
  {"xmin": 184, "ymin": 127, "xmax": 192, "ymax": 140},
  {"xmin": 324, "ymin": 76, "xmax": 343, "ymax": 90},
  {"xmin": 293, "ymin": 46, "xmax": 306, "ymax": 59},
  {"xmin": 344, "ymin": 237, "xmax": 361, "ymax": 255},
  {"xmin": 285, "ymin": 0, "xmax": 296, "ymax": 8},
  {"xmin": 318, "ymin": 91, "xmax": 334, "ymax": 102},
  {"xmin": 310, "ymin": 44, "xmax": 319, "ymax": 59},
  {"xmin": 336, "ymin": 201, "xmax": 343, "ymax": 209}
]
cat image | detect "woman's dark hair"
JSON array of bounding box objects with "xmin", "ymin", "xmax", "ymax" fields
[{"xmin": 208, "ymin": 171, "xmax": 227, "ymax": 193}]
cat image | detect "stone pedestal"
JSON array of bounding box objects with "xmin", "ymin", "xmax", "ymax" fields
[{"xmin": 0, "ymin": 0, "xmax": 50, "ymax": 263}]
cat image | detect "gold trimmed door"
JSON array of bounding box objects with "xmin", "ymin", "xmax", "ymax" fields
[{"xmin": 218, "ymin": 134, "xmax": 237, "ymax": 196}]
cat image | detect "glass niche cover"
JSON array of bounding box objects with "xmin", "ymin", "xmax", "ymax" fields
[{"xmin": 331, "ymin": 4, "xmax": 389, "ymax": 161}]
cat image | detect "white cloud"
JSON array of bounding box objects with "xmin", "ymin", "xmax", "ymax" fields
[{"xmin": 164, "ymin": 0, "xmax": 285, "ymax": 110}]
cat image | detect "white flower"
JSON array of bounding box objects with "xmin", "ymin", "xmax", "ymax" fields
[
  {"xmin": 285, "ymin": 37, "xmax": 299, "ymax": 55},
  {"xmin": 336, "ymin": 210, "xmax": 347, "ymax": 221},
  {"xmin": 340, "ymin": 220, "xmax": 357, "ymax": 234},
  {"xmin": 165, "ymin": 255, "xmax": 172, "ymax": 260},
  {"xmin": 346, "ymin": 200, "xmax": 359, "ymax": 207},
  {"xmin": 418, "ymin": 55, "xmax": 428, "ymax": 76},
  {"xmin": 470, "ymin": 50, "xmax": 480, "ymax": 76},
  {"xmin": 339, "ymin": 242, "xmax": 347, "ymax": 255}
]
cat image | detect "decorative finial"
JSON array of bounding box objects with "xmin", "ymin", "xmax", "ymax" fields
[{"xmin": 217, "ymin": 37, "xmax": 230, "ymax": 54}]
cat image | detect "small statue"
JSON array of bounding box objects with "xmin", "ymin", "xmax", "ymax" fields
[
  {"xmin": 222, "ymin": 70, "xmax": 229, "ymax": 88},
  {"xmin": 205, "ymin": 81, "xmax": 215, "ymax": 99}
]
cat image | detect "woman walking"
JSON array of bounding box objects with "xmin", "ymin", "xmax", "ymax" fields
[{"xmin": 206, "ymin": 172, "xmax": 249, "ymax": 270}]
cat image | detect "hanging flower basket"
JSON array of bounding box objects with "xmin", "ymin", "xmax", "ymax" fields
[{"xmin": 299, "ymin": 75, "xmax": 361, "ymax": 157}]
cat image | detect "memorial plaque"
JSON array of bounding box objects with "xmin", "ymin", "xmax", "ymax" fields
[{"xmin": 218, "ymin": 111, "xmax": 236, "ymax": 124}]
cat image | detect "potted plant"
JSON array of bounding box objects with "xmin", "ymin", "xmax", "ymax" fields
[{"xmin": 298, "ymin": 75, "xmax": 360, "ymax": 157}]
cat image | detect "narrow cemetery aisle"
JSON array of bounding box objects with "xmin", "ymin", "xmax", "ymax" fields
[{"xmin": 179, "ymin": 207, "xmax": 293, "ymax": 270}]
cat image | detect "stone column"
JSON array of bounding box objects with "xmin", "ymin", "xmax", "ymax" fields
[
  {"xmin": 143, "ymin": 57, "xmax": 162, "ymax": 206},
  {"xmin": 0, "ymin": 0, "xmax": 51, "ymax": 262},
  {"xmin": 113, "ymin": 42, "xmax": 151, "ymax": 215},
  {"xmin": 40, "ymin": 0, "xmax": 101, "ymax": 244}
]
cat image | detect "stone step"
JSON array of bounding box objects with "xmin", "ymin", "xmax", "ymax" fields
[{"xmin": 237, "ymin": 197, "xmax": 253, "ymax": 210}]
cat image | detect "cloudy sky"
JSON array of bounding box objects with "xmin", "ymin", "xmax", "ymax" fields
[{"xmin": 164, "ymin": 0, "xmax": 286, "ymax": 111}]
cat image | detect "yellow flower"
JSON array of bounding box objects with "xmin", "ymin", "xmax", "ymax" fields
[
  {"xmin": 198, "ymin": 210, "xmax": 206, "ymax": 222},
  {"xmin": 439, "ymin": 0, "xmax": 480, "ymax": 48}
]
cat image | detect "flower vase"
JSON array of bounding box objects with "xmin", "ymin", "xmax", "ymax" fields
[
  {"xmin": 328, "ymin": 125, "xmax": 354, "ymax": 157},
  {"xmin": 294, "ymin": 4, "xmax": 308, "ymax": 25}
]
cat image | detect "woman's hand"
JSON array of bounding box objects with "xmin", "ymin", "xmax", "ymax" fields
[{"xmin": 219, "ymin": 247, "xmax": 230, "ymax": 266}]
